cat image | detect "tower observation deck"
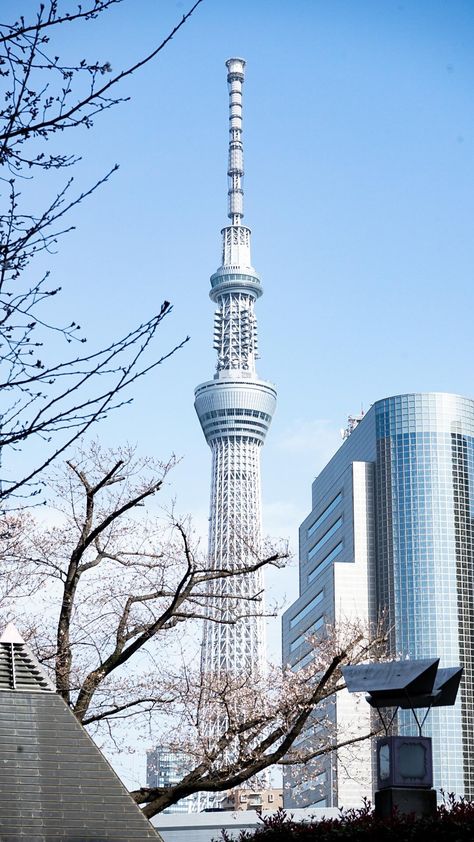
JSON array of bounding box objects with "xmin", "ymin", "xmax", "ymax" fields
[{"xmin": 195, "ymin": 58, "xmax": 277, "ymax": 681}]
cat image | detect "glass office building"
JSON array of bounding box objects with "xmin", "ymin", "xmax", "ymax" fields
[
  {"xmin": 146, "ymin": 747, "xmax": 198, "ymax": 814},
  {"xmin": 282, "ymin": 393, "xmax": 474, "ymax": 807}
]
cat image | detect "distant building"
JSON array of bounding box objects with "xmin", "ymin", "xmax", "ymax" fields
[
  {"xmin": 282, "ymin": 393, "xmax": 474, "ymax": 807},
  {"xmin": 146, "ymin": 746, "xmax": 198, "ymax": 814},
  {"xmin": 218, "ymin": 788, "xmax": 283, "ymax": 811}
]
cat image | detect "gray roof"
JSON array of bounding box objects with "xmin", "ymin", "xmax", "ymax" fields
[
  {"xmin": 0, "ymin": 623, "xmax": 162, "ymax": 841},
  {"xmin": 0, "ymin": 622, "xmax": 55, "ymax": 692}
]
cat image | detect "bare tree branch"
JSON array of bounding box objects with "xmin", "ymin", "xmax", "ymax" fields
[
  {"xmin": 0, "ymin": 1, "xmax": 201, "ymax": 503},
  {"xmin": 0, "ymin": 1, "xmax": 203, "ymax": 146}
]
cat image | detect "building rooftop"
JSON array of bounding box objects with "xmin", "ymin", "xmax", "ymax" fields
[{"xmin": 0, "ymin": 622, "xmax": 161, "ymax": 841}]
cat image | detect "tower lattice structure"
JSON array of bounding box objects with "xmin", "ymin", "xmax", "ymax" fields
[{"xmin": 195, "ymin": 58, "xmax": 276, "ymax": 684}]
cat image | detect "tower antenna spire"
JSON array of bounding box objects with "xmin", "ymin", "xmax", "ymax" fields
[{"xmin": 226, "ymin": 57, "xmax": 246, "ymax": 226}]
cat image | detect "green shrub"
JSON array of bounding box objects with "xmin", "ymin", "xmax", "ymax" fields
[{"xmin": 217, "ymin": 795, "xmax": 474, "ymax": 841}]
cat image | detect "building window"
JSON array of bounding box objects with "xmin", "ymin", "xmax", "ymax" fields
[
  {"xmin": 299, "ymin": 770, "xmax": 327, "ymax": 793},
  {"xmin": 308, "ymin": 517, "xmax": 343, "ymax": 561},
  {"xmin": 308, "ymin": 542, "xmax": 343, "ymax": 583},
  {"xmin": 291, "ymin": 650, "xmax": 315, "ymax": 671},
  {"xmin": 289, "ymin": 590, "xmax": 324, "ymax": 629},
  {"xmin": 289, "ymin": 615, "xmax": 324, "ymax": 652},
  {"xmin": 307, "ymin": 492, "xmax": 343, "ymax": 538}
]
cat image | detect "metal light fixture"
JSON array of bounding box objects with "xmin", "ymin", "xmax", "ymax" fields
[{"xmin": 342, "ymin": 659, "xmax": 462, "ymax": 817}]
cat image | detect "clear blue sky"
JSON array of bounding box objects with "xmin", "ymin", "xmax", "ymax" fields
[
  {"xmin": 5, "ymin": 0, "xmax": 474, "ymax": 780},
  {"xmin": 12, "ymin": 0, "xmax": 474, "ymax": 621}
]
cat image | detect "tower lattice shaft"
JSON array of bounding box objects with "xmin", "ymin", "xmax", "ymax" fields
[{"xmin": 195, "ymin": 58, "xmax": 276, "ymax": 684}]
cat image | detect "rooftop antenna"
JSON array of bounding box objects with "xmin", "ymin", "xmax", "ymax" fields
[{"xmin": 342, "ymin": 408, "xmax": 365, "ymax": 440}]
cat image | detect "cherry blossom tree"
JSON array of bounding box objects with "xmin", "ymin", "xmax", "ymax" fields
[
  {"xmin": 1, "ymin": 442, "xmax": 386, "ymax": 817},
  {"xmin": 132, "ymin": 624, "xmax": 385, "ymax": 817}
]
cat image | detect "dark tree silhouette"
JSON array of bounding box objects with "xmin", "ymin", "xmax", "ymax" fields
[{"xmin": 0, "ymin": 0, "xmax": 202, "ymax": 502}]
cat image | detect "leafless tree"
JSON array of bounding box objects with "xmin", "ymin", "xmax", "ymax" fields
[
  {"xmin": 0, "ymin": 0, "xmax": 202, "ymax": 502},
  {"xmin": 1, "ymin": 443, "xmax": 386, "ymax": 818}
]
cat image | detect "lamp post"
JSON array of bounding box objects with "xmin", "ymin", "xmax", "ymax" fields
[{"xmin": 342, "ymin": 659, "xmax": 463, "ymax": 818}]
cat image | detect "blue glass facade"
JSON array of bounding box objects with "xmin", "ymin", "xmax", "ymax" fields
[
  {"xmin": 283, "ymin": 392, "xmax": 474, "ymax": 804},
  {"xmin": 375, "ymin": 393, "xmax": 474, "ymax": 798},
  {"xmin": 146, "ymin": 747, "xmax": 197, "ymax": 814}
]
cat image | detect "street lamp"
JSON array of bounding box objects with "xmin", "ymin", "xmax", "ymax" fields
[{"xmin": 342, "ymin": 659, "xmax": 462, "ymax": 817}]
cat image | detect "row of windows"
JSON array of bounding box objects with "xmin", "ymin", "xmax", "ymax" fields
[
  {"xmin": 297, "ymin": 771, "xmax": 327, "ymax": 793},
  {"xmin": 388, "ymin": 437, "xmax": 474, "ymax": 447},
  {"xmin": 382, "ymin": 421, "xmax": 474, "ymax": 430},
  {"xmin": 308, "ymin": 517, "xmax": 343, "ymax": 562},
  {"xmin": 291, "ymin": 650, "xmax": 314, "ymax": 671},
  {"xmin": 307, "ymin": 493, "xmax": 342, "ymax": 539},
  {"xmin": 201, "ymin": 408, "xmax": 271, "ymax": 422},
  {"xmin": 292, "ymin": 721, "xmax": 324, "ymax": 748},
  {"xmin": 389, "ymin": 456, "xmax": 474, "ymax": 468},
  {"xmin": 308, "ymin": 542, "xmax": 344, "ymax": 584},
  {"xmin": 204, "ymin": 418, "xmax": 268, "ymax": 432},
  {"xmin": 210, "ymin": 434, "xmax": 263, "ymax": 445},
  {"xmin": 289, "ymin": 616, "xmax": 324, "ymax": 653},
  {"xmin": 289, "ymin": 590, "xmax": 324, "ymax": 630}
]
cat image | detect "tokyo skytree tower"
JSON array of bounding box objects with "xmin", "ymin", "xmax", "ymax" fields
[{"xmin": 195, "ymin": 58, "xmax": 276, "ymax": 680}]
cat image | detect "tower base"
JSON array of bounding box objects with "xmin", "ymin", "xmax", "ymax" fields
[{"xmin": 374, "ymin": 787, "xmax": 437, "ymax": 818}]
